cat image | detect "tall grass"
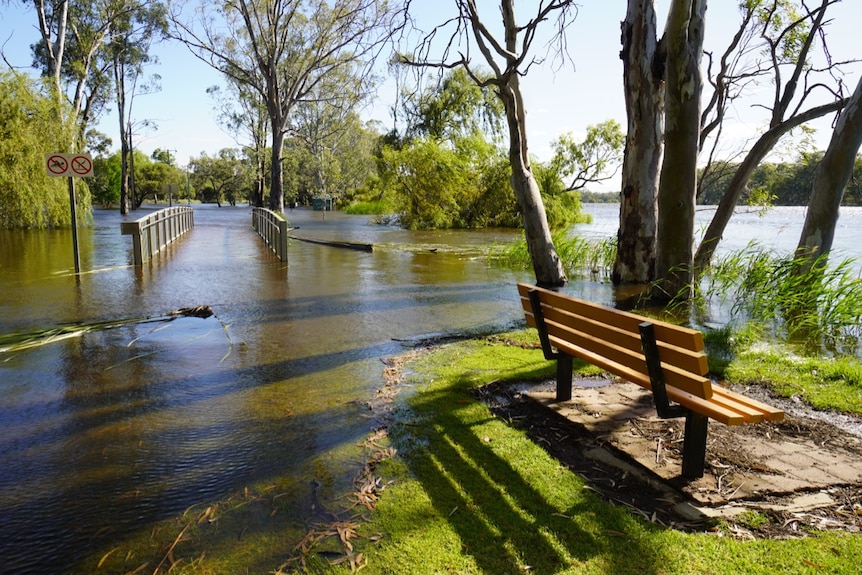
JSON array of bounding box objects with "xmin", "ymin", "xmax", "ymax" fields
[
  {"xmin": 343, "ymin": 200, "xmax": 390, "ymax": 215},
  {"xmin": 497, "ymin": 234, "xmax": 862, "ymax": 355},
  {"xmin": 492, "ymin": 231, "xmax": 616, "ymax": 280},
  {"xmin": 703, "ymin": 246, "xmax": 862, "ymax": 355}
]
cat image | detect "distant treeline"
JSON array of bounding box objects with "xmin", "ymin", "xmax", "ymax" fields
[
  {"xmin": 698, "ymin": 154, "xmax": 862, "ymax": 206},
  {"xmin": 579, "ymin": 153, "xmax": 862, "ymax": 206}
]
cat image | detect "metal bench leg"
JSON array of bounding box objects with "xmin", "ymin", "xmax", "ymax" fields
[
  {"xmin": 556, "ymin": 356, "xmax": 573, "ymax": 402},
  {"xmin": 681, "ymin": 411, "xmax": 709, "ymax": 479}
]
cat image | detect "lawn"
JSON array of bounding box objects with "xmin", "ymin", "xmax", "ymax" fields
[{"xmin": 342, "ymin": 332, "xmax": 861, "ymax": 575}]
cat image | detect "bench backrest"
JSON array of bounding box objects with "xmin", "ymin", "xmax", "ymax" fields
[{"xmin": 518, "ymin": 283, "xmax": 712, "ymax": 399}]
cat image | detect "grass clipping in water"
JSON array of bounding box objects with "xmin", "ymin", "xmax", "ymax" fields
[{"xmin": 0, "ymin": 306, "xmax": 216, "ymax": 354}]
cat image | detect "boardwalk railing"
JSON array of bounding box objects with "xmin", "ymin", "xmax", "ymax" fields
[
  {"xmin": 121, "ymin": 206, "xmax": 195, "ymax": 265},
  {"xmin": 252, "ymin": 207, "xmax": 289, "ymax": 263}
]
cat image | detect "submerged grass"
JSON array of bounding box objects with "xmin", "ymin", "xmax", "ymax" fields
[
  {"xmin": 703, "ymin": 246, "xmax": 862, "ymax": 355},
  {"xmin": 0, "ymin": 306, "xmax": 234, "ymax": 364},
  {"xmin": 496, "ymin": 234, "xmax": 862, "ymax": 356},
  {"xmin": 492, "ymin": 231, "xmax": 616, "ymax": 280}
]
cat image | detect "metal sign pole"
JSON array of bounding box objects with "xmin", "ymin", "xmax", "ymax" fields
[
  {"xmin": 46, "ymin": 152, "xmax": 92, "ymax": 276},
  {"xmin": 68, "ymin": 175, "xmax": 81, "ymax": 275}
]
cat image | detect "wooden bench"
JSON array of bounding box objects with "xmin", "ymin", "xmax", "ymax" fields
[{"xmin": 518, "ymin": 283, "xmax": 784, "ymax": 479}]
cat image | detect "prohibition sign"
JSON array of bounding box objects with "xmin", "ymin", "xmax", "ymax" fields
[
  {"xmin": 47, "ymin": 154, "xmax": 69, "ymax": 176},
  {"xmin": 71, "ymin": 155, "xmax": 93, "ymax": 176}
]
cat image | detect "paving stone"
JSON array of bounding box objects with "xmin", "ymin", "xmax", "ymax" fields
[{"xmin": 523, "ymin": 380, "xmax": 862, "ymax": 511}]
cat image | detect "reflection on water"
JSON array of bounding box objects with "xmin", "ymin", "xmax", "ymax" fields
[
  {"xmin": 2, "ymin": 203, "xmax": 860, "ymax": 572},
  {"xmin": 0, "ymin": 205, "xmax": 531, "ymax": 573}
]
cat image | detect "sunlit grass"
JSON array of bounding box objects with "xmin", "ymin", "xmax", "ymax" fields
[
  {"xmin": 352, "ymin": 336, "xmax": 862, "ymax": 574},
  {"xmin": 343, "ymin": 200, "xmax": 390, "ymax": 215}
]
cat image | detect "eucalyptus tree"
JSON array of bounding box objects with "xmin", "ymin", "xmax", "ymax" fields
[
  {"xmin": 693, "ymin": 0, "xmax": 854, "ymax": 274},
  {"xmin": 614, "ymin": 0, "xmax": 705, "ymax": 298},
  {"xmin": 171, "ymin": 0, "xmax": 397, "ymax": 213},
  {"xmin": 31, "ymin": 0, "xmax": 112, "ymax": 145},
  {"xmin": 190, "ymin": 149, "xmax": 253, "ymax": 206},
  {"xmin": 399, "ymin": 0, "xmax": 578, "ymax": 287},
  {"xmin": 652, "ymin": 0, "xmax": 705, "ymax": 301},
  {"xmin": 107, "ymin": 0, "xmax": 168, "ymax": 213},
  {"xmin": 614, "ymin": 0, "xmax": 853, "ymax": 296},
  {"xmin": 794, "ymin": 74, "xmax": 862, "ymax": 276},
  {"xmin": 290, "ymin": 68, "xmax": 377, "ymax": 203},
  {"xmin": 207, "ymin": 81, "xmax": 270, "ymax": 207},
  {"xmin": 15, "ymin": 0, "xmax": 144, "ymax": 149},
  {"xmin": 613, "ymin": 0, "xmax": 664, "ymax": 285}
]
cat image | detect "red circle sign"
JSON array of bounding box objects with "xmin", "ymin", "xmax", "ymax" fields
[
  {"xmin": 47, "ymin": 155, "xmax": 68, "ymax": 175},
  {"xmin": 71, "ymin": 155, "xmax": 92, "ymax": 176}
]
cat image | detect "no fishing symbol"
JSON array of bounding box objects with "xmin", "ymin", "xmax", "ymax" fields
[{"xmin": 45, "ymin": 153, "xmax": 94, "ymax": 177}]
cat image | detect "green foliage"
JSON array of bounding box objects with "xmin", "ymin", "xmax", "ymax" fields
[
  {"xmin": 377, "ymin": 137, "xmax": 587, "ymax": 230},
  {"xmin": 750, "ymin": 0, "xmax": 809, "ymax": 61},
  {"xmin": 382, "ymin": 138, "xmax": 476, "ymax": 229},
  {"xmin": 470, "ymin": 157, "xmax": 522, "ymax": 228},
  {"xmin": 87, "ymin": 153, "xmax": 121, "ymax": 207},
  {"xmin": 697, "ymin": 152, "xmax": 862, "ymax": 206},
  {"xmin": 703, "ymin": 246, "xmax": 862, "ymax": 355},
  {"xmin": 343, "ymin": 200, "xmax": 389, "ymax": 215},
  {"xmin": 0, "ymin": 70, "xmax": 89, "ymax": 229},
  {"xmin": 580, "ymin": 190, "xmax": 620, "ymax": 203},
  {"xmin": 550, "ymin": 120, "xmax": 624, "ymax": 191},
  {"xmin": 190, "ymin": 149, "xmax": 252, "ymax": 206},
  {"xmin": 135, "ymin": 152, "xmax": 187, "ymax": 204},
  {"xmin": 401, "ymin": 68, "xmax": 504, "ymax": 142}
]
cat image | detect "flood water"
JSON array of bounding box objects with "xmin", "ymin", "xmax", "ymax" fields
[{"xmin": 1, "ymin": 203, "xmax": 860, "ymax": 573}]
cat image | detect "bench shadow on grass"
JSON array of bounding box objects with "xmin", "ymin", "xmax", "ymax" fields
[{"xmin": 401, "ymin": 379, "xmax": 666, "ymax": 575}]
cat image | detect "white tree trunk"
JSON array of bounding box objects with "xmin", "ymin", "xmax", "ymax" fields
[
  {"xmin": 654, "ymin": 0, "xmax": 705, "ymax": 301},
  {"xmin": 796, "ymin": 75, "xmax": 862, "ymax": 272},
  {"xmin": 613, "ymin": 0, "xmax": 664, "ymax": 285}
]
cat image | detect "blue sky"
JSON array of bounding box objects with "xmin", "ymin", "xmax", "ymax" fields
[{"xmin": 2, "ymin": 1, "xmax": 860, "ymax": 190}]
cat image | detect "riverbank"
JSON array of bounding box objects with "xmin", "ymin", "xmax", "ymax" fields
[
  {"xmin": 74, "ymin": 329, "xmax": 862, "ymax": 573},
  {"xmin": 342, "ymin": 332, "xmax": 862, "ymax": 575}
]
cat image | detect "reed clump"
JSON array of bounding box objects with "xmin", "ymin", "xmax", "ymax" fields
[
  {"xmin": 496, "ymin": 236, "xmax": 862, "ymax": 355},
  {"xmin": 703, "ymin": 246, "xmax": 862, "ymax": 355}
]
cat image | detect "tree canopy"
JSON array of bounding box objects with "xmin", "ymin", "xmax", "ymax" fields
[{"xmin": 0, "ymin": 70, "xmax": 89, "ymax": 229}]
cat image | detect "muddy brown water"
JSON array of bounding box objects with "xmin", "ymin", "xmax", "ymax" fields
[{"xmin": 0, "ymin": 205, "xmax": 556, "ymax": 573}]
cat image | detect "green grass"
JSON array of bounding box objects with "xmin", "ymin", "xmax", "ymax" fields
[
  {"xmin": 343, "ymin": 200, "xmax": 390, "ymax": 215},
  {"xmin": 723, "ymin": 346, "xmax": 862, "ymax": 414},
  {"xmin": 348, "ymin": 334, "xmax": 862, "ymax": 574}
]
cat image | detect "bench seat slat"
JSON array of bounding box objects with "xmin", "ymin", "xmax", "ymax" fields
[
  {"xmin": 711, "ymin": 385, "xmax": 785, "ymax": 422},
  {"xmin": 524, "ymin": 313, "xmax": 713, "ymax": 399},
  {"xmin": 522, "ymin": 301, "xmax": 709, "ymax": 376},
  {"xmin": 518, "ymin": 283, "xmax": 705, "ymax": 351},
  {"xmin": 665, "ymin": 388, "xmax": 746, "ymax": 425},
  {"xmin": 543, "ymin": 327, "xmax": 713, "ymax": 399}
]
